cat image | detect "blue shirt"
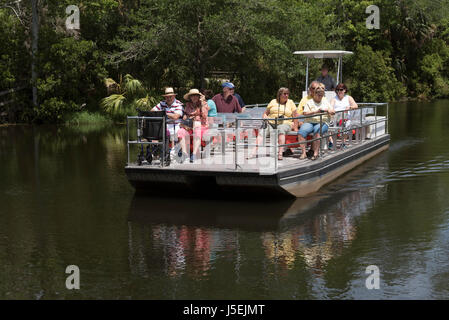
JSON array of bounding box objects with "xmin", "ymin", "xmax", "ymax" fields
[{"xmin": 207, "ymin": 100, "xmax": 217, "ymax": 117}]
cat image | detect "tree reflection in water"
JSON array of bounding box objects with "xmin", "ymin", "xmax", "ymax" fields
[{"xmin": 127, "ymin": 162, "xmax": 388, "ymax": 281}]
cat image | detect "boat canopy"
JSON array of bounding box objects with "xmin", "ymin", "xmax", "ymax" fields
[
  {"xmin": 293, "ymin": 50, "xmax": 353, "ymax": 58},
  {"xmin": 293, "ymin": 50, "xmax": 353, "ymax": 91}
]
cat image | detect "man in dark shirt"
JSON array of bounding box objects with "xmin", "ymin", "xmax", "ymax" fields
[
  {"xmin": 225, "ymin": 82, "xmax": 245, "ymax": 108},
  {"xmin": 212, "ymin": 82, "xmax": 243, "ymax": 113},
  {"xmin": 316, "ymin": 65, "xmax": 336, "ymax": 91}
]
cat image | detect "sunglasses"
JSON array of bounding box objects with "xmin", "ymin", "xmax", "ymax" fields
[{"xmin": 336, "ymin": 89, "xmax": 345, "ymax": 92}]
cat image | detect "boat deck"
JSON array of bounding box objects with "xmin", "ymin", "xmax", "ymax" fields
[{"xmin": 126, "ymin": 134, "xmax": 387, "ymax": 175}]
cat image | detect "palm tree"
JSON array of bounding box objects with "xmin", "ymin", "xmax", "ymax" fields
[{"xmin": 101, "ymin": 74, "xmax": 155, "ymax": 114}]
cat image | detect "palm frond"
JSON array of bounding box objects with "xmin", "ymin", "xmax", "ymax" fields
[
  {"xmin": 100, "ymin": 94, "xmax": 126, "ymax": 114},
  {"xmin": 123, "ymin": 74, "xmax": 143, "ymax": 96},
  {"xmin": 135, "ymin": 95, "xmax": 159, "ymax": 110}
]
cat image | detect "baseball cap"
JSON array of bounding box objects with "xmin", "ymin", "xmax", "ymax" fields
[{"xmin": 222, "ymin": 82, "xmax": 235, "ymax": 89}]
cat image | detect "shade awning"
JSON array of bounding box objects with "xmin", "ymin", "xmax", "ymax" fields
[{"xmin": 293, "ymin": 50, "xmax": 353, "ymax": 58}]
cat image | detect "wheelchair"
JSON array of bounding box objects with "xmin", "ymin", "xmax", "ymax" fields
[{"xmin": 137, "ymin": 110, "xmax": 170, "ymax": 166}]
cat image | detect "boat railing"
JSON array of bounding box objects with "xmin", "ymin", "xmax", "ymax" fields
[
  {"xmin": 126, "ymin": 103, "xmax": 388, "ymax": 171},
  {"xmin": 233, "ymin": 103, "xmax": 388, "ymax": 170}
]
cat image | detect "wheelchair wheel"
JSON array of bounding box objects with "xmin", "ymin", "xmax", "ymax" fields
[
  {"xmin": 146, "ymin": 152, "xmax": 153, "ymax": 164},
  {"xmin": 137, "ymin": 153, "xmax": 145, "ymax": 166}
]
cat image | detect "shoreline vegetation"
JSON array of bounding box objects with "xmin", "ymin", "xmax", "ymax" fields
[{"xmin": 2, "ymin": 1, "xmax": 449, "ymax": 125}]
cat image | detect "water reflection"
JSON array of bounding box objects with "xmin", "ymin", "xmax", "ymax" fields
[{"xmin": 127, "ymin": 160, "xmax": 388, "ymax": 281}]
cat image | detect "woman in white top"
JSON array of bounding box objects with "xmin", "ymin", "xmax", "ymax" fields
[
  {"xmin": 331, "ymin": 83, "xmax": 358, "ymax": 112},
  {"xmin": 330, "ymin": 83, "xmax": 358, "ymax": 147}
]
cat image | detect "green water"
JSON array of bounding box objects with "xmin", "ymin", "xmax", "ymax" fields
[{"xmin": 1, "ymin": 101, "xmax": 449, "ymax": 299}]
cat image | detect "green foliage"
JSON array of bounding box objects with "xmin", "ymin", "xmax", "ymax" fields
[
  {"xmin": 101, "ymin": 94, "xmax": 126, "ymax": 114},
  {"xmin": 100, "ymin": 74, "xmax": 151, "ymax": 116},
  {"xmin": 5, "ymin": 0, "xmax": 449, "ymax": 125},
  {"xmin": 34, "ymin": 98, "xmax": 78, "ymax": 123},
  {"xmin": 416, "ymin": 39, "xmax": 449, "ymax": 98},
  {"xmin": 347, "ymin": 45, "xmax": 406, "ymax": 102},
  {"xmin": 64, "ymin": 111, "xmax": 112, "ymax": 125}
]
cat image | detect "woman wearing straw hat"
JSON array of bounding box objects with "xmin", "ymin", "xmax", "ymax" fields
[{"xmin": 177, "ymin": 88, "xmax": 210, "ymax": 163}]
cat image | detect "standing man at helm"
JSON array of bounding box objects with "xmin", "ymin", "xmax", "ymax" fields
[{"xmin": 316, "ymin": 64, "xmax": 337, "ymax": 91}]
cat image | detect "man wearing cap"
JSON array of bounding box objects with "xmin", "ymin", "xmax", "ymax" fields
[
  {"xmin": 316, "ymin": 65, "xmax": 337, "ymax": 91},
  {"xmin": 152, "ymin": 87, "xmax": 184, "ymax": 139},
  {"xmin": 212, "ymin": 82, "xmax": 243, "ymax": 113}
]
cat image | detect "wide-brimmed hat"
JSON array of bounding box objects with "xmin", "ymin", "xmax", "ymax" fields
[
  {"xmin": 162, "ymin": 87, "xmax": 177, "ymax": 97},
  {"xmin": 183, "ymin": 88, "xmax": 204, "ymax": 101}
]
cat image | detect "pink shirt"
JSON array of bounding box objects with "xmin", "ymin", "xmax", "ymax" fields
[
  {"xmin": 212, "ymin": 93, "xmax": 242, "ymax": 113},
  {"xmin": 184, "ymin": 101, "xmax": 209, "ymax": 126}
]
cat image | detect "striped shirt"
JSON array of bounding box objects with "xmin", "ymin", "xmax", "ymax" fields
[{"xmin": 153, "ymin": 99, "xmax": 184, "ymax": 123}]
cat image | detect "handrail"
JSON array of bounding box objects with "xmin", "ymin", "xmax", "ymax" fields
[
  {"xmin": 126, "ymin": 103, "xmax": 388, "ymax": 171},
  {"xmin": 234, "ymin": 103, "xmax": 388, "ymax": 170}
]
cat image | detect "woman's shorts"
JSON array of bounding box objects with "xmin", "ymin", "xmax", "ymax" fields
[
  {"xmin": 264, "ymin": 123, "xmax": 291, "ymax": 137},
  {"xmin": 177, "ymin": 126, "xmax": 208, "ymax": 140},
  {"xmin": 298, "ymin": 122, "xmax": 328, "ymax": 138}
]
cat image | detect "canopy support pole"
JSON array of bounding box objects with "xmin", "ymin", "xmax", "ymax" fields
[
  {"xmin": 305, "ymin": 58, "xmax": 309, "ymax": 92},
  {"xmin": 336, "ymin": 57, "xmax": 341, "ymax": 85}
]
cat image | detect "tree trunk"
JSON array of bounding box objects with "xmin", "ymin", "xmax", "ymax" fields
[
  {"xmin": 199, "ymin": 62, "xmax": 206, "ymax": 90},
  {"xmin": 31, "ymin": 0, "xmax": 39, "ymax": 108}
]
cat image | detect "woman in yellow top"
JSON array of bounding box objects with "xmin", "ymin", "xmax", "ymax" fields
[{"xmin": 249, "ymin": 87, "xmax": 299, "ymax": 160}]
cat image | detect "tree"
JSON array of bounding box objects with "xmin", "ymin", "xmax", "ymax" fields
[{"xmin": 101, "ymin": 74, "xmax": 157, "ymax": 120}]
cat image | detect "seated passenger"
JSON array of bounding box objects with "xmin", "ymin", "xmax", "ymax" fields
[
  {"xmin": 202, "ymin": 89, "xmax": 218, "ymax": 117},
  {"xmin": 298, "ymin": 83, "xmax": 335, "ymax": 160},
  {"xmin": 177, "ymin": 89, "xmax": 210, "ymax": 163},
  {"xmin": 331, "ymin": 83, "xmax": 358, "ymax": 112},
  {"xmin": 227, "ymin": 82, "xmax": 246, "ymax": 109},
  {"xmin": 330, "ymin": 83, "xmax": 358, "ymax": 147},
  {"xmin": 151, "ymin": 87, "xmax": 184, "ymax": 145},
  {"xmin": 298, "ymin": 81, "xmax": 330, "ymax": 112},
  {"xmin": 212, "ymin": 82, "xmax": 243, "ymax": 113},
  {"xmin": 248, "ymin": 87, "xmax": 299, "ymax": 161}
]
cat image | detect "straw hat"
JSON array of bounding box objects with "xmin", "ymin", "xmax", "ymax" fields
[
  {"xmin": 162, "ymin": 87, "xmax": 177, "ymax": 97},
  {"xmin": 183, "ymin": 88, "xmax": 204, "ymax": 101}
]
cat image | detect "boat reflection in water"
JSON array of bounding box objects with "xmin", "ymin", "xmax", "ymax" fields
[{"xmin": 127, "ymin": 158, "xmax": 388, "ymax": 281}]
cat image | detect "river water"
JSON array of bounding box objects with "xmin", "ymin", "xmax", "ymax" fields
[{"xmin": 0, "ymin": 101, "xmax": 448, "ymax": 299}]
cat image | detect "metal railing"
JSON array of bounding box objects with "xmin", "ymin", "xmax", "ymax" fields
[
  {"xmin": 126, "ymin": 103, "xmax": 388, "ymax": 171},
  {"xmin": 234, "ymin": 103, "xmax": 388, "ymax": 170}
]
